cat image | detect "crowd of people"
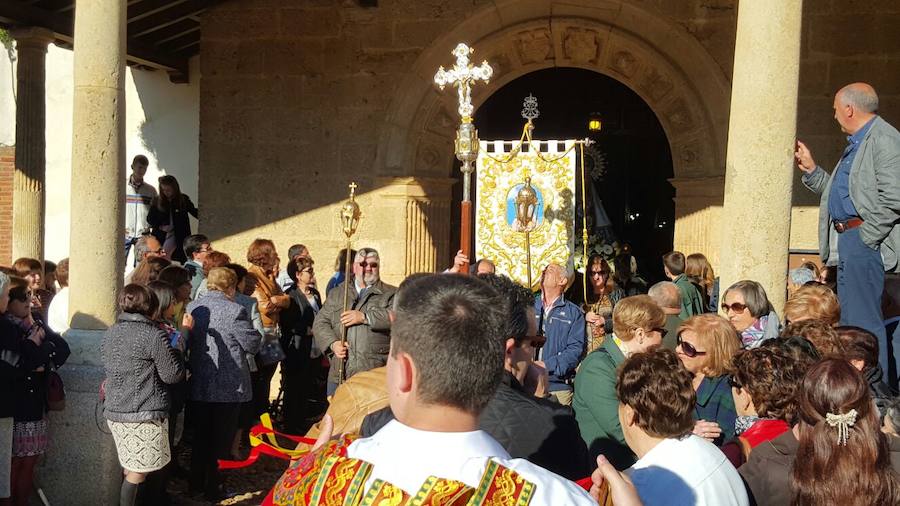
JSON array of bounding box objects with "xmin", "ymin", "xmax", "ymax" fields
[{"xmin": 1, "ymin": 81, "xmax": 899, "ymax": 506}]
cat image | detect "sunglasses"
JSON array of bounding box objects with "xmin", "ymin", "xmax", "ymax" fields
[
  {"xmin": 728, "ymin": 377, "xmax": 742, "ymax": 390},
  {"xmin": 676, "ymin": 334, "xmax": 707, "ymax": 358},
  {"xmin": 359, "ymin": 262, "xmax": 379, "ymax": 269},
  {"xmin": 590, "ymin": 270, "xmax": 609, "ymax": 277},
  {"xmin": 721, "ymin": 302, "xmax": 748, "ymax": 313}
]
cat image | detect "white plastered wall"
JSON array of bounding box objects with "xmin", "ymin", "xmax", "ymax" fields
[{"xmin": 0, "ymin": 42, "xmax": 199, "ymax": 263}]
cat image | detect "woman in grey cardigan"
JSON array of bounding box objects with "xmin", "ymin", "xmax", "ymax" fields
[
  {"xmin": 102, "ymin": 284, "xmax": 185, "ymax": 506},
  {"xmin": 185, "ymin": 267, "xmax": 261, "ymax": 501}
]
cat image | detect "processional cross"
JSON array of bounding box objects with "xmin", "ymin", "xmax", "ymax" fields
[{"xmin": 434, "ymin": 43, "xmax": 493, "ymax": 272}]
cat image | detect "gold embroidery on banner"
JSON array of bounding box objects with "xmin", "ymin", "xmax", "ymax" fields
[{"xmin": 476, "ymin": 141, "xmax": 576, "ymax": 290}]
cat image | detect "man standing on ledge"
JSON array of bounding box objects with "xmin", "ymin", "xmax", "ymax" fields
[{"xmin": 796, "ymin": 82, "xmax": 900, "ymax": 377}]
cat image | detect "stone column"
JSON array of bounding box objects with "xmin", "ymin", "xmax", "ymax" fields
[
  {"xmin": 373, "ymin": 177, "xmax": 454, "ymax": 284},
  {"xmin": 43, "ymin": 2, "xmax": 125, "ymax": 503},
  {"xmin": 671, "ymin": 176, "xmax": 725, "ymax": 268},
  {"xmin": 718, "ymin": 0, "xmax": 803, "ymax": 314},
  {"xmin": 10, "ymin": 27, "xmax": 54, "ymax": 261},
  {"xmin": 68, "ymin": 0, "xmax": 126, "ymax": 329}
]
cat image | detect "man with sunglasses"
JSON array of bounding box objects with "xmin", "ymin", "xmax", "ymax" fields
[{"xmin": 314, "ymin": 248, "xmax": 396, "ymax": 396}]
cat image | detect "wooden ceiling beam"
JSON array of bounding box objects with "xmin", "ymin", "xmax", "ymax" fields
[
  {"xmin": 128, "ymin": 0, "xmax": 218, "ymax": 37},
  {"xmin": 0, "ymin": 0, "xmax": 189, "ymax": 78},
  {"xmin": 127, "ymin": 0, "xmax": 186, "ymax": 23},
  {"xmin": 134, "ymin": 17, "xmax": 196, "ymax": 45}
]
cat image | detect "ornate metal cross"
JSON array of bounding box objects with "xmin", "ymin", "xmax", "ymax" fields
[
  {"xmin": 521, "ymin": 94, "xmax": 540, "ymax": 122},
  {"xmin": 434, "ymin": 43, "xmax": 493, "ymax": 121}
]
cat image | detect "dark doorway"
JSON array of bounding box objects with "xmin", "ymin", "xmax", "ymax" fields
[{"xmin": 449, "ymin": 67, "xmax": 674, "ymax": 282}]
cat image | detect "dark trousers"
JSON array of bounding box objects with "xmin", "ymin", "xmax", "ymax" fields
[
  {"xmin": 886, "ymin": 319, "xmax": 900, "ymax": 391},
  {"xmin": 837, "ymin": 228, "xmax": 888, "ymax": 365},
  {"xmin": 188, "ymin": 401, "xmax": 240, "ymax": 495},
  {"xmin": 251, "ymin": 363, "xmax": 277, "ymax": 418}
]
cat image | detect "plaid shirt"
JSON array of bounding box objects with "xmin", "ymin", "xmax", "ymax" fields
[{"xmin": 695, "ymin": 375, "xmax": 737, "ymax": 445}]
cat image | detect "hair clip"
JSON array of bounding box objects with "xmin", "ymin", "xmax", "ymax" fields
[{"xmin": 825, "ymin": 408, "xmax": 858, "ymax": 446}]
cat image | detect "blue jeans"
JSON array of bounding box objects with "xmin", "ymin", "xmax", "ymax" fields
[{"xmin": 837, "ymin": 227, "xmax": 888, "ymax": 368}]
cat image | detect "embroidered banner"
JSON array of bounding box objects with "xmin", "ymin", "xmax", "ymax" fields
[{"xmin": 476, "ymin": 139, "xmax": 577, "ymax": 289}]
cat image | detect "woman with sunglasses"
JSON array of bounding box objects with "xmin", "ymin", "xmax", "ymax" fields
[
  {"xmin": 581, "ymin": 255, "xmax": 625, "ymax": 350},
  {"xmin": 721, "ymin": 280, "xmax": 780, "ymax": 349},
  {"xmin": 675, "ymin": 314, "xmax": 740, "ymax": 446},
  {"xmin": 279, "ymin": 256, "xmax": 323, "ymax": 432},
  {"xmin": 573, "ymin": 295, "xmax": 666, "ymax": 470}
]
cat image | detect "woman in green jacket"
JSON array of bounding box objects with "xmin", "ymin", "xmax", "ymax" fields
[{"xmin": 573, "ymin": 295, "xmax": 666, "ymax": 470}]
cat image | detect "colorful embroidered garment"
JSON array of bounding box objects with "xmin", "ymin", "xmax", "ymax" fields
[{"xmin": 267, "ymin": 437, "xmax": 536, "ymax": 506}]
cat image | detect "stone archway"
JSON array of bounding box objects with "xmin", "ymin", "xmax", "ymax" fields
[{"xmin": 377, "ymin": 0, "xmax": 733, "ymax": 271}]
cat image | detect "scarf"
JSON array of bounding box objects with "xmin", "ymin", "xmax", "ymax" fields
[
  {"xmin": 740, "ymin": 314, "xmax": 769, "ymax": 348},
  {"xmin": 735, "ymin": 415, "xmax": 760, "ymax": 435}
]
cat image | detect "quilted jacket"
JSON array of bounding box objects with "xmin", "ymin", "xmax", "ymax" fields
[{"xmin": 102, "ymin": 313, "xmax": 184, "ymax": 422}]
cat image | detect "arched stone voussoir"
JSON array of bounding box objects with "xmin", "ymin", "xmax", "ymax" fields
[{"xmin": 377, "ymin": 0, "xmax": 731, "ymax": 180}]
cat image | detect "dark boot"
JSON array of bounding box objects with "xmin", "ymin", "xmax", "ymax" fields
[{"xmin": 119, "ymin": 480, "xmax": 140, "ymax": 506}]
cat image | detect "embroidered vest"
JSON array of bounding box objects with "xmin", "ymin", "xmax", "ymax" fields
[{"xmin": 269, "ymin": 435, "xmax": 536, "ymax": 506}]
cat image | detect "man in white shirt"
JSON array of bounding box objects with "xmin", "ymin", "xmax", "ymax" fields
[
  {"xmin": 617, "ymin": 348, "xmax": 748, "ymax": 506},
  {"xmin": 269, "ymin": 274, "xmax": 594, "ymax": 504},
  {"xmin": 124, "ymin": 155, "xmax": 157, "ymax": 265}
]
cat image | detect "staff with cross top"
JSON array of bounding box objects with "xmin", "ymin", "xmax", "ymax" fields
[{"xmin": 434, "ymin": 43, "xmax": 493, "ymax": 274}]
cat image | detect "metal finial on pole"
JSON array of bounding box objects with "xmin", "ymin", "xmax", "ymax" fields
[
  {"xmin": 338, "ymin": 182, "xmax": 361, "ymax": 384},
  {"xmin": 435, "ymin": 43, "xmax": 493, "ymax": 273}
]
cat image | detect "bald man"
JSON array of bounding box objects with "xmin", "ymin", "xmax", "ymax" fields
[
  {"xmin": 648, "ymin": 281, "xmax": 682, "ymax": 350},
  {"xmin": 534, "ymin": 263, "xmax": 586, "ymax": 406},
  {"xmin": 796, "ymin": 82, "xmax": 900, "ymax": 384}
]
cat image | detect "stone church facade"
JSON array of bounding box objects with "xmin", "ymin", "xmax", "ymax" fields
[{"xmin": 198, "ymin": 0, "xmax": 900, "ymax": 283}]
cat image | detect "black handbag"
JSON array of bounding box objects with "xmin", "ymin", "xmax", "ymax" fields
[{"xmin": 47, "ymin": 370, "xmax": 66, "ymax": 411}]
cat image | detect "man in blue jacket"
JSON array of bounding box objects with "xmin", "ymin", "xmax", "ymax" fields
[{"xmin": 534, "ymin": 263, "xmax": 586, "ymax": 406}]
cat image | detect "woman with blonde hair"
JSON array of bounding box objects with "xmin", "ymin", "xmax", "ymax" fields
[
  {"xmin": 783, "ymin": 283, "xmax": 840, "ymax": 326},
  {"xmin": 685, "ymin": 253, "xmax": 718, "ymax": 313},
  {"xmin": 186, "ymin": 267, "xmax": 261, "ymax": 500},
  {"xmin": 675, "ymin": 314, "xmax": 741, "ymax": 446},
  {"xmin": 573, "ymin": 295, "xmax": 667, "ymax": 469}
]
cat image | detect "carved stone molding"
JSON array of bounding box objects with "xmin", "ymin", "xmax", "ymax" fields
[
  {"xmin": 515, "ymin": 28, "xmax": 553, "ymax": 64},
  {"xmin": 562, "ymin": 27, "xmax": 600, "ymax": 63}
]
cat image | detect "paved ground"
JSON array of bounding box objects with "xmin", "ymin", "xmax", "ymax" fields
[{"xmin": 168, "ymin": 443, "xmax": 287, "ymax": 506}]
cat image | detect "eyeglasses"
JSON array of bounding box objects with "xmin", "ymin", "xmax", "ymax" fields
[
  {"xmin": 650, "ymin": 327, "xmax": 668, "ymax": 338},
  {"xmin": 590, "ymin": 270, "xmax": 609, "ymax": 277},
  {"xmin": 302, "ymin": 268, "xmax": 315, "ymax": 275},
  {"xmin": 728, "ymin": 377, "xmax": 742, "ymax": 390},
  {"xmin": 676, "ymin": 334, "xmax": 707, "ymax": 358},
  {"xmin": 359, "ymin": 262, "xmax": 379, "ymax": 269},
  {"xmin": 721, "ymin": 302, "xmax": 748, "ymax": 313}
]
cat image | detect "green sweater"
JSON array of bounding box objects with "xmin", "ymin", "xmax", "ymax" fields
[
  {"xmin": 673, "ymin": 274, "xmax": 704, "ymax": 319},
  {"xmin": 572, "ymin": 336, "xmax": 636, "ymax": 470}
]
